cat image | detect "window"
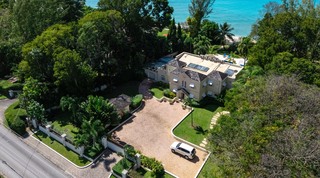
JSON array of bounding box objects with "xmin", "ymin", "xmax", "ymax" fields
[
  {"xmin": 189, "ymin": 93, "xmax": 194, "ymax": 98},
  {"xmin": 207, "ymin": 91, "xmax": 212, "ymax": 96},
  {"xmin": 161, "ymin": 75, "xmax": 165, "ymax": 81},
  {"xmin": 202, "ymin": 93, "xmax": 206, "ymax": 98},
  {"xmin": 182, "ymin": 81, "xmax": 186, "ymax": 88},
  {"xmin": 208, "ymin": 80, "xmax": 213, "ymax": 86},
  {"xmin": 189, "ymin": 83, "xmax": 195, "ymax": 88},
  {"xmin": 173, "ymin": 78, "xmax": 178, "ymax": 82},
  {"xmin": 173, "ymin": 89, "xmax": 177, "ymax": 93}
]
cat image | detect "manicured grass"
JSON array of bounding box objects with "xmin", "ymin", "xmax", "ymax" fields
[
  {"xmin": 34, "ymin": 131, "xmax": 90, "ymax": 166},
  {"xmin": 157, "ymin": 28, "xmax": 169, "ymax": 37},
  {"xmin": 173, "ymin": 105, "xmax": 222, "ymax": 145},
  {"xmin": 150, "ymin": 88, "xmax": 164, "ymax": 99},
  {"xmin": 198, "ymin": 155, "xmax": 223, "ymax": 178},
  {"xmin": 51, "ymin": 112, "xmax": 79, "ymax": 140},
  {"xmin": 101, "ymin": 81, "xmax": 140, "ymax": 99}
]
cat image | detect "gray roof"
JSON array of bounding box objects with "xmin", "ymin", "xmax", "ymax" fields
[
  {"xmin": 185, "ymin": 70, "xmax": 207, "ymax": 82},
  {"xmin": 207, "ymin": 71, "xmax": 228, "ymax": 81}
]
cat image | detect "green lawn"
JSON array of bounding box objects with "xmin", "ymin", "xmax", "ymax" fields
[
  {"xmin": 51, "ymin": 112, "xmax": 79, "ymax": 140},
  {"xmin": 101, "ymin": 80, "xmax": 140, "ymax": 99},
  {"xmin": 173, "ymin": 105, "xmax": 222, "ymax": 145},
  {"xmin": 4, "ymin": 101, "xmax": 27, "ymax": 134},
  {"xmin": 34, "ymin": 131, "xmax": 90, "ymax": 166},
  {"xmin": 150, "ymin": 88, "xmax": 164, "ymax": 99}
]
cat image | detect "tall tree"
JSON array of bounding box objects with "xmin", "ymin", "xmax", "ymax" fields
[
  {"xmin": 54, "ymin": 49, "xmax": 97, "ymax": 96},
  {"xmin": 193, "ymin": 34, "xmax": 211, "ymax": 54},
  {"xmin": 188, "ymin": 0, "xmax": 215, "ymax": 37},
  {"xmin": 77, "ymin": 10, "xmax": 125, "ymax": 82},
  {"xmin": 237, "ymin": 37, "xmax": 254, "ymax": 59},
  {"xmin": 12, "ymin": 0, "xmax": 84, "ymax": 41},
  {"xmin": 215, "ymin": 22, "xmax": 234, "ymax": 48},
  {"xmin": 18, "ymin": 24, "xmax": 75, "ymax": 82}
]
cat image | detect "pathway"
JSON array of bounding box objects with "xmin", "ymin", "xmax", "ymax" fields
[
  {"xmin": 200, "ymin": 111, "xmax": 230, "ymax": 148},
  {"xmin": 138, "ymin": 78, "xmax": 153, "ymax": 99}
]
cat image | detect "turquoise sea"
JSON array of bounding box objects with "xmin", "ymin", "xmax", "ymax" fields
[{"xmin": 86, "ymin": 0, "xmax": 283, "ymax": 36}]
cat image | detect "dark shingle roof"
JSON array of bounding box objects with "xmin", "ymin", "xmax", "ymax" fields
[
  {"xmin": 207, "ymin": 71, "xmax": 228, "ymax": 81},
  {"xmin": 185, "ymin": 70, "xmax": 206, "ymax": 82}
]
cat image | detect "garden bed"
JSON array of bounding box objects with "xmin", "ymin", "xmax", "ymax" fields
[{"xmin": 112, "ymin": 158, "xmax": 133, "ymax": 176}]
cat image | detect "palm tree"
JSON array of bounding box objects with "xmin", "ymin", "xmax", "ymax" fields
[
  {"xmin": 82, "ymin": 118, "xmax": 104, "ymax": 146},
  {"xmin": 237, "ymin": 37, "xmax": 254, "ymax": 59},
  {"xmin": 215, "ymin": 22, "xmax": 235, "ymax": 49}
]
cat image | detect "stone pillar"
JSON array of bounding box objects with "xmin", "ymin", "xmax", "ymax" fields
[
  {"xmin": 121, "ymin": 169, "xmax": 128, "ymax": 178},
  {"xmin": 61, "ymin": 134, "xmax": 66, "ymax": 146},
  {"xmin": 134, "ymin": 153, "xmax": 141, "ymax": 169},
  {"xmin": 102, "ymin": 137, "xmax": 108, "ymax": 148},
  {"xmin": 45, "ymin": 125, "xmax": 51, "ymax": 137},
  {"xmin": 79, "ymin": 146, "xmax": 84, "ymax": 157},
  {"xmin": 8, "ymin": 90, "xmax": 14, "ymax": 98}
]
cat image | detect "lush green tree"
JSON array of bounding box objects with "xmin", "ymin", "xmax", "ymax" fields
[
  {"xmin": 200, "ymin": 20, "xmax": 219, "ymax": 44},
  {"xmin": 188, "ymin": 0, "xmax": 215, "ymax": 37},
  {"xmin": 26, "ymin": 100, "xmax": 46, "ymax": 124},
  {"xmin": 79, "ymin": 95, "xmax": 120, "ymax": 128},
  {"xmin": 54, "ymin": 49, "xmax": 97, "ymax": 96},
  {"xmin": 98, "ymin": 0, "xmax": 173, "ymax": 65},
  {"xmin": 78, "ymin": 117, "xmax": 104, "ymax": 146},
  {"xmin": 60, "ymin": 96, "xmax": 81, "ymax": 123},
  {"xmin": 193, "ymin": 34, "xmax": 211, "ymax": 54},
  {"xmin": 237, "ymin": 37, "xmax": 254, "ymax": 59},
  {"xmin": 12, "ymin": 0, "xmax": 84, "ymax": 41},
  {"xmin": 167, "ymin": 19, "xmax": 177, "ymax": 52},
  {"xmin": 209, "ymin": 75, "xmax": 320, "ymax": 177},
  {"xmin": 18, "ymin": 24, "xmax": 75, "ymax": 82},
  {"xmin": 77, "ymin": 10, "xmax": 124, "ymax": 81},
  {"xmin": 0, "ymin": 39, "xmax": 22, "ymax": 77},
  {"xmin": 19, "ymin": 77, "xmax": 49, "ymax": 109},
  {"xmin": 215, "ymin": 22, "xmax": 234, "ymax": 48}
]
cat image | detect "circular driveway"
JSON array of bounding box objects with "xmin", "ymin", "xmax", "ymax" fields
[{"xmin": 114, "ymin": 98, "xmax": 209, "ymax": 178}]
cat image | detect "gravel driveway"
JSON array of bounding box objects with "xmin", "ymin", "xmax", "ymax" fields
[{"xmin": 114, "ymin": 98, "xmax": 208, "ymax": 178}]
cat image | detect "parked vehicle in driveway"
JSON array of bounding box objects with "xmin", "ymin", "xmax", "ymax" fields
[{"xmin": 170, "ymin": 141, "xmax": 196, "ymax": 160}]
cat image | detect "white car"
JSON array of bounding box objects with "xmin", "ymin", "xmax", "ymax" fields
[{"xmin": 170, "ymin": 141, "xmax": 196, "ymax": 160}]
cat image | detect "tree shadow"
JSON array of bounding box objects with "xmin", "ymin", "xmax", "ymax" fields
[{"xmin": 194, "ymin": 126, "xmax": 208, "ymax": 135}]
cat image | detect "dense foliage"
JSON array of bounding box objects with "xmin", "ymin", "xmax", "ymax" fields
[
  {"xmin": 208, "ymin": 75, "xmax": 320, "ymax": 177},
  {"xmin": 249, "ymin": 0, "xmax": 320, "ymax": 86}
]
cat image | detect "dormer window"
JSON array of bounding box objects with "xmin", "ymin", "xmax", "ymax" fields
[
  {"xmin": 208, "ymin": 80, "xmax": 213, "ymax": 86},
  {"xmin": 189, "ymin": 83, "xmax": 195, "ymax": 88},
  {"xmin": 173, "ymin": 78, "xmax": 178, "ymax": 82}
]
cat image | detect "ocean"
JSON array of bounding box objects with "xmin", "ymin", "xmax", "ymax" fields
[{"xmin": 86, "ymin": 0, "xmax": 282, "ymax": 36}]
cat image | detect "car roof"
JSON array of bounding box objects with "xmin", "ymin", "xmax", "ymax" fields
[{"xmin": 179, "ymin": 142, "xmax": 194, "ymax": 152}]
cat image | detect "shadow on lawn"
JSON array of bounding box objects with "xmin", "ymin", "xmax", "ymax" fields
[{"xmin": 194, "ymin": 126, "xmax": 208, "ymax": 135}]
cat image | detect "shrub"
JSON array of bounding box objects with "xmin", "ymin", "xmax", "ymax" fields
[
  {"xmin": 131, "ymin": 94, "xmax": 143, "ymax": 109},
  {"xmin": 5, "ymin": 101, "xmax": 27, "ymax": 135},
  {"xmin": 86, "ymin": 142, "xmax": 103, "ymax": 158},
  {"xmin": 141, "ymin": 155, "xmax": 165, "ymax": 177},
  {"xmin": 163, "ymin": 89, "xmax": 175, "ymax": 99},
  {"xmin": 9, "ymin": 117, "xmax": 26, "ymax": 135}
]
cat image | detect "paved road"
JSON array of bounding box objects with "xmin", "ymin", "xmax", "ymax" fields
[{"xmin": 0, "ymin": 99, "xmax": 71, "ymax": 178}]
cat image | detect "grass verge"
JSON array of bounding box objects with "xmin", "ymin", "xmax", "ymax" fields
[
  {"xmin": 150, "ymin": 88, "xmax": 164, "ymax": 99},
  {"xmin": 173, "ymin": 105, "xmax": 222, "ymax": 145},
  {"xmin": 33, "ymin": 131, "xmax": 90, "ymax": 166},
  {"xmin": 4, "ymin": 101, "xmax": 27, "ymax": 135}
]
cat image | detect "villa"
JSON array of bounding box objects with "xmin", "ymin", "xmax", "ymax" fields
[{"xmin": 144, "ymin": 52, "xmax": 244, "ymax": 101}]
